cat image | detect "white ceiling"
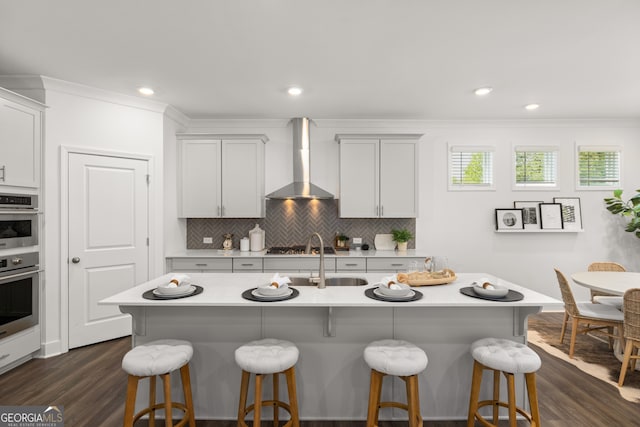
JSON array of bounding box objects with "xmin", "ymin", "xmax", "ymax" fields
[{"xmin": 1, "ymin": 0, "xmax": 639, "ymax": 120}]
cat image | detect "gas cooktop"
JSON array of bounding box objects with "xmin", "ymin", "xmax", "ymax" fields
[{"xmin": 266, "ymin": 246, "xmax": 336, "ymax": 255}]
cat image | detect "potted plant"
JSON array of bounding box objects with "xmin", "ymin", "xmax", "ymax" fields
[
  {"xmin": 391, "ymin": 228, "xmax": 414, "ymax": 251},
  {"xmin": 604, "ymin": 189, "xmax": 640, "ymax": 238},
  {"xmin": 334, "ymin": 233, "xmax": 350, "ymax": 250}
]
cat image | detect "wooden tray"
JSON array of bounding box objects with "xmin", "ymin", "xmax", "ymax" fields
[{"xmin": 401, "ymin": 269, "xmax": 457, "ymax": 287}]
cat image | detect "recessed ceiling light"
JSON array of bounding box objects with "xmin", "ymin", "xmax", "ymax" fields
[
  {"xmin": 288, "ymin": 87, "xmax": 303, "ymax": 96},
  {"xmin": 525, "ymin": 103, "xmax": 540, "ymax": 111},
  {"xmin": 138, "ymin": 87, "xmax": 154, "ymax": 96},
  {"xmin": 474, "ymin": 87, "xmax": 493, "ymax": 96}
]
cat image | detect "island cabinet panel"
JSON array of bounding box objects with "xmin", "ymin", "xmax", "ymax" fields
[
  {"xmin": 366, "ymin": 257, "xmax": 424, "ymax": 272},
  {"xmin": 170, "ymin": 257, "xmax": 232, "ymax": 272},
  {"xmin": 263, "ymin": 257, "xmax": 336, "ymax": 272},
  {"xmin": 336, "ymin": 134, "xmax": 421, "ymax": 218}
]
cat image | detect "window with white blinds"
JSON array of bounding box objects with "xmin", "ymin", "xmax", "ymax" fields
[
  {"xmin": 448, "ymin": 145, "xmax": 495, "ymax": 190},
  {"xmin": 514, "ymin": 146, "xmax": 558, "ymax": 189},
  {"xmin": 577, "ymin": 145, "xmax": 621, "ymax": 189}
]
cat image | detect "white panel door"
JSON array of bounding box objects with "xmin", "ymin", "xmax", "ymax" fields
[
  {"xmin": 68, "ymin": 153, "xmax": 149, "ymax": 348},
  {"xmin": 338, "ymin": 139, "xmax": 379, "ymax": 218}
]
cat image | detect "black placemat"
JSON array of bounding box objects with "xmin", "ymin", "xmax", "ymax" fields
[
  {"xmin": 364, "ymin": 287, "xmax": 423, "ymax": 302},
  {"xmin": 142, "ymin": 285, "xmax": 204, "ymax": 300},
  {"xmin": 459, "ymin": 286, "xmax": 524, "ymax": 302},
  {"xmin": 242, "ymin": 287, "xmax": 300, "ymax": 302}
]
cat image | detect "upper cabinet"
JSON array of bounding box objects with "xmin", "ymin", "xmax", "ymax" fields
[
  {"xmin": 0, "ymin": 88, "xmax": 44, "ymax": 189},
  {"xmin": 177, "ymin": 134, "xmax": 268, "ymax": 218},
  {"xmin": 336, "ymin": 134, "xmax": 421, "ymax": 218}
]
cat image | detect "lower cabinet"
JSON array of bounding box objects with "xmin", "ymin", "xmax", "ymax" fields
[
  {"xmin": 169, "ymin": 258, "xmax": 232, "ymax": 272},
  {"xmin": 366, "ymin": 258, "xmax": 424, "ymax": 272},
  {"xmin": 232, "ymin": 259, "xmax": 263, "ymax": 272},
  {"xmin": 263, "ymin": 258, "xmax": 336, "ymax": 273},
  {"xmin": 336, "ymin": 258, "xmax": 366, "ymax": 272},
  {"xmin": 167, "ymin": 256, "xmax": 424, "ymax": 273},
  {"xmin": 0, "ymin": 326, "xmax": 40, "ymax": 374}
]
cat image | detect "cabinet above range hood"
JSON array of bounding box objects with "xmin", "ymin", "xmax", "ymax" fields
[{"xmin": 266, "ymin": 117, "xmax": 334, "ymax": 199}]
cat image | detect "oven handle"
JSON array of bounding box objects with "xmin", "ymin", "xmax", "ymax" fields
[
  {"xmin": 0, "ymin": 268, "xmax": 41, "ymax": 283},
  {"xmin": 0, "ymin": 210, "xmax": 40, "ymax": 215}
]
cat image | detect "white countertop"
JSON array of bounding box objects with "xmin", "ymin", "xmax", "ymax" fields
[
  {"xmin": 101, "ymin": 272, "xmax": 560, "ymax": 308},
  {"xmin": 165, "ymin": 249, "xmax": 429, "ymax": 258}
]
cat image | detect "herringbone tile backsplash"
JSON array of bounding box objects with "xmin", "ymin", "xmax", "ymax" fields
[{"xmin": 187, "ymin": 200, "xmax": 415, "ymax": 250}]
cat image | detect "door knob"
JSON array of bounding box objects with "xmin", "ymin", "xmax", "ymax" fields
[
  {"xmin": 11, "ymin": 257, "xmax": 22, "ymax": 265},
  {"xmin": 71, "ymin": 257, "xmax": 80, "ymax": 263}
]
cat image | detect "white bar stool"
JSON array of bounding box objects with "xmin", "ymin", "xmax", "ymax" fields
[
  {"xmin": 235, "ymin": 338, "xmax": 300, "ymax": 427},
  {"xmin": 467, "ymin": 337, "xmax": 541, "ymax": 427},
  {"xmin": 363, "ymin": 339, "xmax": 428, "ymax": 427},
  {"xmin": 121, "ymin": 339, "xmax": 196, "ymax": 427}
]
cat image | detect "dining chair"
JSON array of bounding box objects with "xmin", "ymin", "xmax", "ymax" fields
[
  {"xmin": 554, "ymin": 268, "xmax": 624, "ymax": 359},
  {"xmin": 618, "ymin": 288, "xmax": 640, "ymax": 387},
  {"xmin": 588, "ymin": 262, "xmax": 626, "ymax": 307}
]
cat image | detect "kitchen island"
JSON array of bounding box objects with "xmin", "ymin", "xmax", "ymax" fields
[{"xmin": 101, "ymin": 272, "xmax": 560, "ymax": 421}]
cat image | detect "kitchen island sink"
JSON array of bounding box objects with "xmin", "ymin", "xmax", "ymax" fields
[{"xmin": 289, "ymin": 276, "xmax": 368, "ymax": 286}]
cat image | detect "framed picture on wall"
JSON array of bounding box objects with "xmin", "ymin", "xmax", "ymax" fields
[
  {"xmin": 539, "ymin": 203, "xmax": 564, "ymax": 229},
  {"xmin": 553, "ymin": 197, "xmax": 583, "ymax": 231},
  {"xmin": 495, "ymin": 209, "xmax": 524, "ymax": 230},
  {"xmin": 514, "ymin": 201, "xmax": 543, "ymax": 230}
]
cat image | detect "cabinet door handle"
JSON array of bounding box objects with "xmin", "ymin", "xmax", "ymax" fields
[
  {"xmin": 391, "ymin": 263, "xmax": 403, "ymax": 267},
  {"xmin": 241, "ymin": 263, "xmax": 254, "ymax": 267},
  {"xmin": 195, "ymin": 263, "xmax": 208, "ymax": 267},
  {"xmin": 0, "ymin": 165, "xmax": 5, "ymax": 182},
  {"xmin": 381, "ymin": 206, "xmax": 384, "ymax": 217},
  {"xmin": 345, "ymin": 263, "xmax": 358, "ymax": 266},
  {"xmin": 375, "ymin": 205, "xmax": 379, "ymax": 216},
  {"xmin": 0, "ymin": 353, "xmax": 10, "ymax": 361}
]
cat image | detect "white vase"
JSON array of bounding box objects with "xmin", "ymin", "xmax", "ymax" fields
[{"xmin": 396, "ymin": 241, "xmax": 408, "ymax": 251}]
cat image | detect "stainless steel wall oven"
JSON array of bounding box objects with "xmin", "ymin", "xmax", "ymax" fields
[
  {"xmin": 0, "ymin": 252, "xmax": 39, "ymax": 340},
  {"xmin": 0, "ymin": 193, "xmax": 38, "ymax": 249}
]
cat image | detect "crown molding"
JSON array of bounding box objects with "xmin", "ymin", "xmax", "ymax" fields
[{"xmin": 39, "ymin": 76, "xmax": 168, "ymax": 113}]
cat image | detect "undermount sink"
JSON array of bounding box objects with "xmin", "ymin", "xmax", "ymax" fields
[{"xmin": 289, "ymin": 277, "xmax": 368, "ymax": 286}]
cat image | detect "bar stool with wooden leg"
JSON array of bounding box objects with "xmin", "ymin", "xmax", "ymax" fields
[
  {"xmin": 122, "ymin": 339, "xmax": 196, "ymax": 427},
  {"xmin": 467, "ymin": 337, "xmax": 541, "ymax": 427},
  {"xmin": 235, "ymin": 338, "xmax": 300, "ymax": 427},
  {"xmin": 363, "ymin": 339, "xmax": 428, "ymax": 427}
]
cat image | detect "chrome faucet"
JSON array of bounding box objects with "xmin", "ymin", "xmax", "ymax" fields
[{"xmin": 305, "ymin": 232, "xmax": 326, "ymax": 289}]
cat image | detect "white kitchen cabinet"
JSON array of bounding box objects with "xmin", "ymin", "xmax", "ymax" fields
[
  {"xmin": 366, "ymin": 257, "xmax": 424, "ymax": 272},
  {"xmin": 336, "ymin": 258, "xmax": 366, "ymax": 272},
  {"xmin": 0, "ymin": 88, "xmax": 44, "ymax": 189},
  {"xmin": 263, "ymin": 257, "xmax": 336, "ymax": 273},
  {"xmin": 177, "ymin": 134, "xmax": 268, "ymax": 218},
  {"xmin": 0, "ymin": 326, "xmax": 40, "ymax": 374},
  {"xmin": 336, "ymin": 134, "xmax": 421, "ymax": 218},
  {"xmin": 169, "ymin": 257, "xmax": 232, "ymax": 272}
]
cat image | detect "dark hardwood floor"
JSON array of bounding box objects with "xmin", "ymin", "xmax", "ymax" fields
[{"xmin": 0, "ymin": 313, "xmax": 638, "ymax": 426}]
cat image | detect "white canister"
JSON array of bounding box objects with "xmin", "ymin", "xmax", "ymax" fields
[
  {"xmin": 249, "ymin": 224, "xmax": 265, "ymax": 252},
  {"xmin": 240, "ymin": 237, "xmax": 250, "ymax": 252}
]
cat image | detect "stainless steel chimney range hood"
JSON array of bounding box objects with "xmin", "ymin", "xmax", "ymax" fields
[{"xmin": 266, "ymin": 117, "xmax": 334, "ymax": 200}]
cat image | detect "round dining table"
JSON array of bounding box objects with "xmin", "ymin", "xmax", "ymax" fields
[{"xmin": 571, "ymin": 271, "xmax": 640, "ymax": 296}]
